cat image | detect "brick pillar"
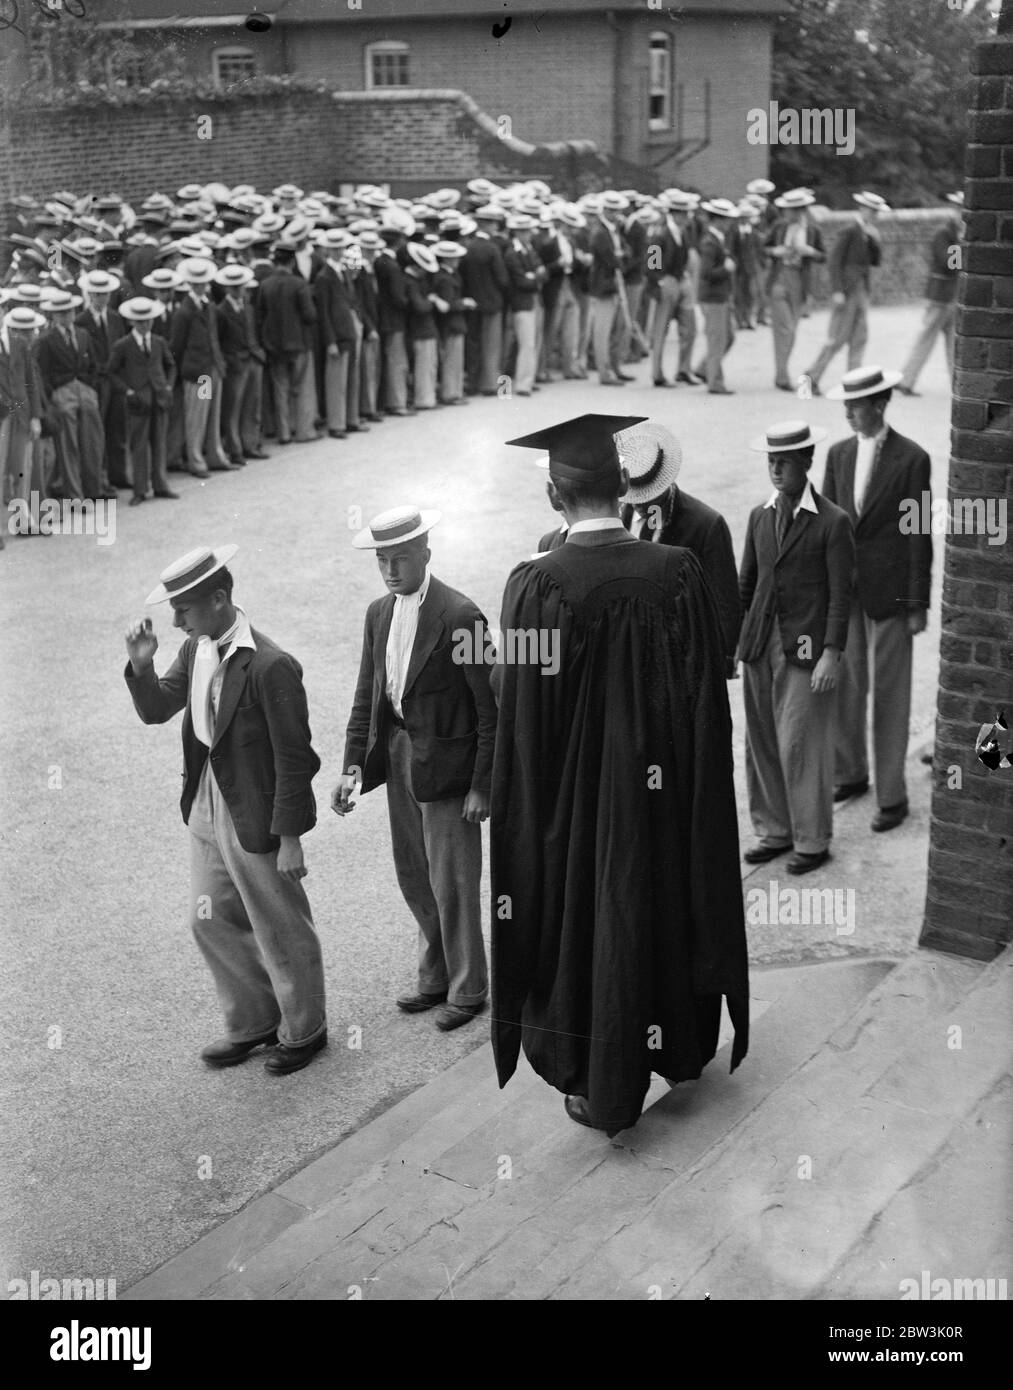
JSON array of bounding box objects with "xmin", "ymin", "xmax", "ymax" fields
[{"xmin": 919, "ymin": 0, "xmax": 1013, "ymax": 962}]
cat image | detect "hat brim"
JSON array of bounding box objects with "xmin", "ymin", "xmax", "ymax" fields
[
  {"xmin": 750, "ymin": 427, "xmax": 828, "ymax": 452},
  {"xmin": 351, "ymin": 511, "xmax": 441, "ymax": 549},
  {"xmin": 825, "ymin": 369, "xmax": 903, "ymax": 400},
  {"xmin": 145, "ymin": 543, "xmax": 239, "ymax": 604},
  {"xmin": 623, "ymin": 449, "xmax": 682, "ymax": 504}
]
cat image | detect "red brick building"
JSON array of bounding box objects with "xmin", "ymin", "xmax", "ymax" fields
[{"xmin": 87, "ymin": 0, "xmax": 786, "ymax": 194}]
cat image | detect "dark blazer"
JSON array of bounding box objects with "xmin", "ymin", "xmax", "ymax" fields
[
  {"xmin": 697, "ymin": 229, "xmax": 734, "ymax": 303},
  {"xmin": 0, "ymin": 334, "xmax": 43, "ymax": 420},
  {"xmin": 107, "ymin": 331, "xmax": 175, "ymax": 411},
  {"xmin": 375, "ymin": 251, "xmax": 409, "ymax": 334},
  {"xmin": 763, "ymin": 218, "xmax": 826, "ymax": 296},
  {"xmin": 313, "ymin": 263, "xmax": 357, "ymax": 350},
  {"xmin": 121, "ymin": 242, "xmax": 159, "ymax": 296},
  {"xmin": 621, "ymin": 485, "xmax": 742, "ymax": 674},
  {"xmin": 405, "ymin": 270, "xmax": 437, "ymax": 339},
  {"xmin": 924, "ymin": 221, "xmax": 961, "ymax": 303},
  {"xmin": 504, "ymin": 240, "xmax": 544, "ymax": 312},
  {"xmin": 827, "ymin": 220, "xmax": 881, "ymax": 294},
  {"xmin": 645, "ymin": 222, "xmax": 689, "ymax": 284},
  {"xmin": 34, "ymin": 325, "xmax": 99, "ymax": 394},
  {"xmin": 588, "ymin": 222, "xmax": 630, "ymax": 297},
  {"xmin": 216, "ymin": 295, "xmax": 265, "ymax": 368},
  {"xmin": 460, "ymin": 234, "xmax": 509, "ymax": 313},
  {"xmin": 76, "ymin": 307, "xmax": 125, "ymax": 374},
  {"xmin": 167, "ymin": 294, "xmax": 225, "ymax": 381},
  {"xmin": 738, "ymin": 487, "xmax": 855, "ymax": 668},
  {"xmin": 356, "ymin": 267, "xmax": 380, "ymax": 336},
  {"xmin": 257, "ymin": 267, "xmax": 317, "ymax": 357},
  {"xmin": 822, "ymin": 427, "xmax": 932, "ymax": 621},
  {"xmin": 124, "ymin": 628, "xmax": 320, "ymax": 855},
  {"xmin": 432, "ymin": 266, "xmax": 468, "ymax": 336},
  {"xmin": 536, "ymin": 522, "xmax": 568, "ymax": 553},
  {"xmin": 343, "ymin": 575, "xmax": 498, "ymax": 803}
]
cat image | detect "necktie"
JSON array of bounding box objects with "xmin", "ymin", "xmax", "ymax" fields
[
  {"xmin": 775, "ymin": 493, "xmax": 793, "ymax": 550},
  {"xmin": 142, "ymin": 335, "xmax": 150, "ymax": 354}
]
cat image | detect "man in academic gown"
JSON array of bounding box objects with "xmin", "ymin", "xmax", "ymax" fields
[{"xmin": 492, "ymin": 414, "xmax": 749, "ymax": 1137}]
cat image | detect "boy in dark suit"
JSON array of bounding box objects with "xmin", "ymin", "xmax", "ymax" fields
[
  {"xmin": 77, "ymin": 269, "xmax": 128, "ymax": 488},
  {"xmin": 823, "ymin": 366, "xmax": 933, "ymax": 831},
  {"xmin": 33, "ymin": 289, "xmax": 112, "ymax": 502},
  {"xmin": 618, "ymin": 421, "xmax": 742, "ymax": 678},
  {"xmin": 167, "ymin": 257, "xmax": 236, "ymax": 477},
  {"xmin": 738, "ymin": 420, "xmax": 855, "ymax": 875},
  {"xmin": 694, "ymin": 198, "xmax": 738, "ymax": 395},
  {"xmin": 124, "ymin": 545, "xmax": 328, "ymax": 1074},
  {"xmin": 0, "ymin": 306, "xmax": 44, "ymax": 536},
  {"xmin": 804, "ymin": 191, "xmax": 886, "ymax": 393},
  {"xmin": 214, "ymin": 263, "xmax": 267, "ymax": 465},
  {"xmin": 108, "ymin": 296, "xmax": 179, "ymax": 505},
  {"xmin": 460, "ymin": 206, "xmax": 509, "ymax": 395},
  {"xmin": 257, "ymin": 242, "xmax": 318, "ymax": 445},
  {"xmin": 333, "ymin": 508, "xmax": 497, "ymax": 1032}
]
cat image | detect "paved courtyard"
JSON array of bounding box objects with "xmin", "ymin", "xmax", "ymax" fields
[{"xmin": 0, "ymin": 303, "xmax": 953, "ymax": 1291}]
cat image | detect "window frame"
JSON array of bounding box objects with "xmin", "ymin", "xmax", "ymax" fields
[
  {"xmin": 364, "ymin": 40, "xmax": 410, "ymax": 91},
  {"xmin": 212, "ymin": 46, "xmax": 258, "ymax": 89},
  {"xmin": 648, "ymin": 32, "xmax": 673, "ymax": 132}
]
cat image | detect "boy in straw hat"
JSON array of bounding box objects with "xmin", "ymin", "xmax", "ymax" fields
[
  {"xmin": 803, "ymin": 191, "xmax": 887, "ymax": 394},
  {"xmin": 1, "ymin": 307, "xmax": 44, "ymax": 543},
  {"xmin": 168, "ymin": 257, "xmax": 236, "ymax": 476},
  {"xmin": 35, "ymin": 289, "xmax": 112, "ymax": 502},
  {"xmin": 821, "ymin": 365, "xmax": 932, "ymax": 833},
  {"xmin": 897, "ymin": 193, "xmax": 963, "ymax": 397},
  {"xmin": 333, "ymin": 507, "xmax": 496, "ymax": 1032},
  {"xmin": 124, "ymin": 545, "xmax": 328, "ymax": 1074},
  {"xmin": 739, "ymin": 419, "xmax": 855, "ymax": 876},
  {"xmin": 108, "ymin": 296, "xmax": 179, "ymax": 506}
]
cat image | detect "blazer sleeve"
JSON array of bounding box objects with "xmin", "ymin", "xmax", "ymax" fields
[
  {"xmin": 107, "ymin": 341, "xmax": 128, "ymax": 396},
  {"xmin": 458, "ymin": 601, "xmax": 498, "ymax": 796},
  {"xmin": 159, "ymin": 337, "xmax": 177, "ymax": 390},
  {"xmin": 907, "ymin": 447, "xmax": 933, "ymax": 610},
  {"xmin": 258, "ymin": 653, "xmax": 320, "ymax": 839},
  {"xmin": 298, "ymin": 280, "xmax": 318, "ymax": 326},
  {"xmin": 738, "ymin": 512, "xmax": 759, "ymax": 621},
  {"xmin": 823, "ymin": 509, "xmax": 856, "ymax": 651},
  {"xmin": 124, "ymin": 642, "xmax": 192, "ymax": 723},
  {"xmin": 704, "ymin": 514, "xmax": 744, "ymax": 674},
  {"xmin": 821, "ymin": 445, "xmax": 839, "ymax": 505},
  {"xmin": 343, "ymin": 606, "xmax": 377, "ymax": 779},
  {"xmin": 167, "ymin": 304, "xmax": 188, "ymax": 367}
]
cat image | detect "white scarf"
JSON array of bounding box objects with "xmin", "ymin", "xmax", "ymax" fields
[{"xmin": 190, "ymin": 608, "xmax": 244, "ymax": 748}]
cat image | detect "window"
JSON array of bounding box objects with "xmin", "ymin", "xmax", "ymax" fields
[
  {"xmin": 648, "ymin": 33, "xmax": 672, "ymax": 131},
  {"xmin": 213, "ymin": 47, "xmax": 257, "ymax": 88},
  {"xmin": 365, "ymin": 41, "xmax": 410, "ymax": 90}
]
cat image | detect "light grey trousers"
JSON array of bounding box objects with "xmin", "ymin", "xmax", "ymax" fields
[
  {"xmin": 385, "ymin": 727, "xmax": 487, "ymax": 1006},
  {"xmin": 188, "ymin": 762, "xmax": 327, "ymax": 1047},
  {"xmin": 834, "ymin": 601, "xmax": 913, "ymax": 809}
]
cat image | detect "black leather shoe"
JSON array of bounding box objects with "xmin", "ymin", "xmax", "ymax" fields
[
  {"xmin": 328, "ymin": 430, "xmax": 347, "ymax": 438},
  {"xmin": 872, "ymin": 801, "xmax": 908, "ymax": 833},
  {"xmin": 346, "ymin": 423, "xmax": 370, "ymax": 432},
  {"xmin": 245, "ymin": 449, "xmax": 270, "ymax": 459},
  {"xmin": 154, "ymin": 489, "xmax": 181, "ymax": 499},
  {"xmin": 653, "ymin": 378, "xmax": 673, "ymax": 387},
  {"xmin": 615, "ymin": 370, "xmax": 635, "ymax": 382},
  {"xmin": 676, "ymin": 371, "xmax": 704, "ymax": 385},
  {"xmin": 263, "ymin": 1031, "xmax": 327, "ymax": 1074},
  {"xmin": 434, "ymin": 1001, "xmax": 486, "ymax": 1031},
  {"xmin": 786, "ymin": 850, "xmax": 831, "ymax": 875},
  {"xmin": 396, "ymin": 990, "xmax": 448, "ymax": 1013},
  {"xmin": 834, "ymin": 779, "xmax": 869, "ymax": 802},
  {"xmin": 564, "ymin": 1095, "xmax": 603, "ymax": 1130},
  {"xmin": 744, "ymin": 842, "xmax": 793, "ymax": 864},
  {"xmin": 201, "ymin": 1032, "xmax": 277, "ymax": 1068},
  {"xmin": 128, "ymin": 496, "xmax": 144, "ymax": 507},
  {"xmin": 708, "ymin": 387, "xmax": 735, "ymax": 395}
]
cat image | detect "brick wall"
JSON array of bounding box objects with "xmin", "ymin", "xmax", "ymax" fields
[{"xmin": 919, "ymin": 11, "xmax": 1013, "ymax": 962}]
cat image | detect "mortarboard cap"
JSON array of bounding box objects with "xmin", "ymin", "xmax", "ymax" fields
[{"xmin": 506, "ymin": 413, "xmax": 647, "ymax": 484}]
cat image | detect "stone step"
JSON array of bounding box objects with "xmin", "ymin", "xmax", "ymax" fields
[
  {"xmin": 127, "ymin": 956, "xmax": 901, "ymax": 1300},
  {"xmin": 553, "ymin": 947, "xmax": 1006, "ymax": 1300}
]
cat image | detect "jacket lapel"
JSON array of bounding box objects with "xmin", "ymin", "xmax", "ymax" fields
[
  {"xmin": 775, "ymin": 502, "xmax": 812, "ymax": 563},
  {"xmin": 210, "ymin": 648, "xmax": 254, "ymax": 749},
  {"xmin": 374, "ymin": 595, "xmax": 395, "ymax": 697},
  {"xmin": 402, "ymin": 580, "xmax": 446, "ymax": 700}
]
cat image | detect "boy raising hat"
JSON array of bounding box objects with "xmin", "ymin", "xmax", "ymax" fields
[
  {"xmin": 333, "ymin": 507, "xmax": 497, "ymax": 1031},
  {"xmin": 124, "ymin": 545, "xmax": 328, "ymax": 1073}
]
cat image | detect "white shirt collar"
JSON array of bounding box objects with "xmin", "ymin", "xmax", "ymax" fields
[
  {"xmin": 132, "ymin": 327, "xmax": 150, "ymax": 346},
  {"xmin": 568, "ymin": 516, "xmax": 625, "ymax": 534},
  {"xmin": 764, "ymin": 479, "xmax": 817, "ymax": 516},
  {"xmin": 216, "ymin": 606, "xmax": 256, "ymax": 661},
  {"xmin": 394, "ymin": 567, "xmax": 431, "ymax": 609}
]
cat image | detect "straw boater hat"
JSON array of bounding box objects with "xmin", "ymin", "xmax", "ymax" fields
[
  {"xmin": 616, "ymin": 421, "xmax": 683, "ymax": 505},
  {"xmin": 746, "ymin": 178, "xmax": 776, "ymax": 197},
  {"xmin": 853, "ymin": 191, "xmax": 889, "ymax": 212},
  {"xmin": 142, "ymin": 268, "xmax": 181, "ymax": 291},
  {"xmin": 750, "ymin": 419, "xmax": 828, "ymax": 453},
  {"xmin": 434, "ymin": 240, "xmax": 467, "ymax": 260},
  {"xmin": 406, "ymin": 243, "xmax": 438, "ymax": 274},
  {"xmin": 176, "ymin": 257, "xmax": 217, "ymax": 284},
  {"xmin": 3, "ymin": 306, "xmax": 46, "ymax": 332},
  {"xmin": 701, "ymin": 197, "xmax": 738, "ymax": 218},
  {"xmin": 825, "ymin": 365, "xmax": 903, "ymax": 401},
  {"xmin": 214, "ymin": 264, "xmax": 255, "ymax": 289},
  {"xmin": 774, "ymin": 187, "xmax": 815, "ymax": 209},
  {"xmin": 146, "ymin": 545, "xmax": 239, "ymax": 605},
  {"xmin": 272, "ymin": 184, "xmax": 304, "ymax": 202},
  {"xmin": 661, "ymin": 189, "xmax": 697, "ymax": 212},
  {"xmin": 78, "ymin": 269, "xmax": 121, "ymax": 295},
  {"xmin": 352, "ymin": 506, "xmax": 441, "ymax": 550},
  {"xmin": 118, "ymin": 296, "xmax": 163, "ymax": 323},
  {"xmin": 42, "ymin": 289, "xmax": 82, "ymax": 312}
]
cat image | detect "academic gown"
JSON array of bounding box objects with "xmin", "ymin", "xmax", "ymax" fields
[{"xmin": 490, "ymin": 529, "xmax": 749, "ymax": 1133}]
